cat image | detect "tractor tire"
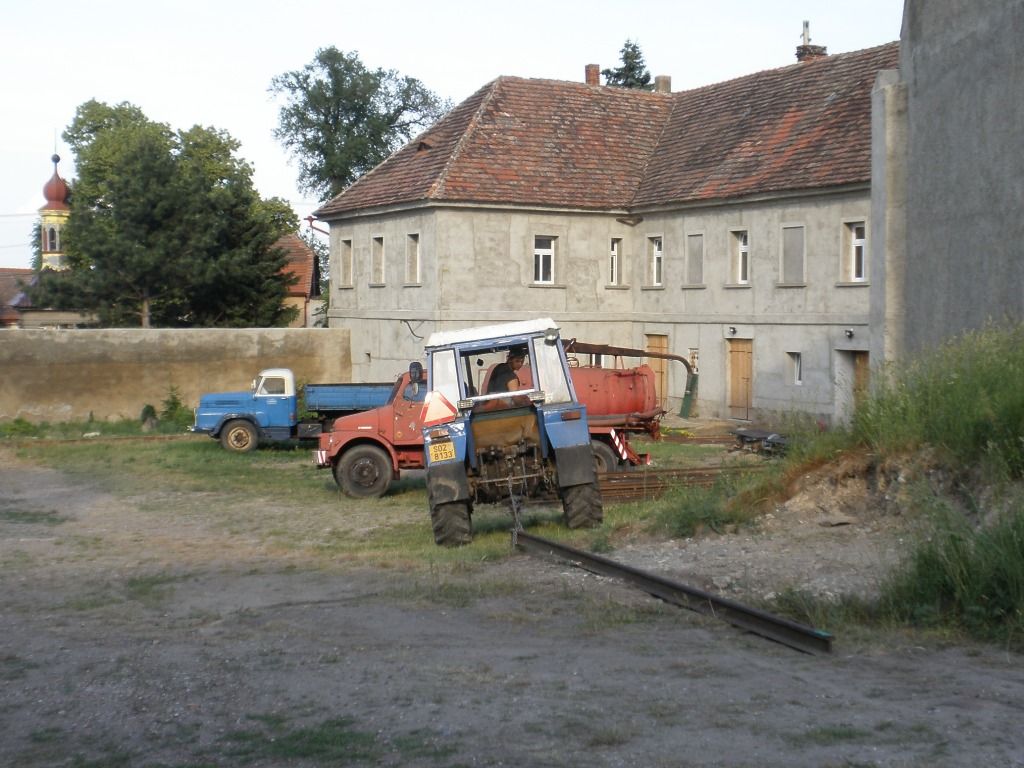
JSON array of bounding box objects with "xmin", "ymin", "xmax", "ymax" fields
[
  {"xmin": 430, "ymin": 501, "xmax": 472, "ymax": 546},
  {"xmin": 336, "ymin": 445, "xmax": 392, "ymax": 498},
  {"xmin": 220, "ymin": 420, "xmax": 258, "ymax": 453},
  {"xmin": 591, "ymin": 440, "xmax": 619, "ymax": 474},
  {"xmin": 561, "ymin": 481, "xmax": 604, "ymax": 529}
]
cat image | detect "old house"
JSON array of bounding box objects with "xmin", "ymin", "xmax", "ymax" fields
[
  {"xmin": 314, "ymin": 41, "xmax": 900, "ymax": 422},
  {"xmin": 275, "ymin": 233, "xmax": 324, "ymax": 328}
]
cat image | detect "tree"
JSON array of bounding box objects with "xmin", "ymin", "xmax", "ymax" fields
[
  {"xmin": 30, "ymin": 100, "xmax": 298, "ymax": 328},
  {"xmin": 270, "ymin": 47, "xmax": 449, "ymax": 201},
  {"xmin": 602, "ymin": 40, "xmax": 654, "ymax": 90}
]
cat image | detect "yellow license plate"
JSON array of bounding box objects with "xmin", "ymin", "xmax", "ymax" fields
[{"xmin": 428, "ymin": 440, "xmax": 456, "ymax": 463}]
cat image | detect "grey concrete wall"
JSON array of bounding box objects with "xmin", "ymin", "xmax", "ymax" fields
[
  {"xmin": 0, "ymin": 328, "xmax": 352, "ymax": 422},
  {"xmin": 900, "ymin": 0, "xmax": 1024, "ymax": 354},
  {"xmin": 324, "ymin": 188, "xmax": 873, "ymax": 423},
  {"xmin": 869, "ymin": 68, "xmax": 908, "ymax": 366}
]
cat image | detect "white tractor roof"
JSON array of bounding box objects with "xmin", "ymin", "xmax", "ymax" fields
[{"xmin": 425, "ymin": 318, "xmax": 559, "ymax": 349}]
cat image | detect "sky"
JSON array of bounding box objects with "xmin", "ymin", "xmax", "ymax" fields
[{"xmin": 0, "ymin": 0, "xmax": 906, "ymax": 269}]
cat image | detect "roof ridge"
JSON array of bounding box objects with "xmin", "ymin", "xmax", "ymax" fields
[
  {"xmin": 429, "ymin": 78, "xmax": 503, "ymax": 199},
  {"xmin": 671, "ymin": 40, "xmax": 900, "ymax": 99}
]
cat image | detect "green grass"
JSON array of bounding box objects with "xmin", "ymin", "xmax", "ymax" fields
[
  {"xmin": 744, "ymin": 322, "xmax": 1024, "ymax": 648},
  {"xmin": 0, "ymin": 509, "xmax": 70, "ymax": 526},
  {"xmin": 219, "ymin": 714, "xmax": 457, "ymax": 764}
]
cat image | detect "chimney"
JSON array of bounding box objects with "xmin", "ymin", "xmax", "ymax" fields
[
  {"xmin": 585, "ymin": 63, "xmax": 600, "ymax": 86},
  {"xmin": 654, "ymin": 75, "xmax": 671, "ymax": 93},
  {"xmin": 796, "ymin": 20, "xmax": 828, "ymax": 62}
]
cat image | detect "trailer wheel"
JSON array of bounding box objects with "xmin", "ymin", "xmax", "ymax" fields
[
  {"xmin": 337, "ymin": 445, "xmax": 392, "ymax": 498},
  {"xmin": 561, "ymin": 481, "xmax": 603, "ymax": 529},
  {"xmin": 220, "ymin": 420, "xmax": 258, "ymax": 453},
  {"xmin": 591, "ymin": 440, "xmax": 619, "ymax": 474},
  {"xmin": 430, "ymin": 501, "xmax": 472, "ymax": 546}
]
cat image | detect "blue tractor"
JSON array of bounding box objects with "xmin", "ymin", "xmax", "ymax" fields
[{"xmin": 420, "ymin": 318, "xmax": 603, "ymax": 545}]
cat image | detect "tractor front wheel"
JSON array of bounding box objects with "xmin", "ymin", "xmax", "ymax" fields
[
  {"xmin": 561, "ymin": 481, "xmax": 603, "ymax": 529},
  {"xmin": 430, "ymin": 501, "xmax": 472, "ymax": 546}
]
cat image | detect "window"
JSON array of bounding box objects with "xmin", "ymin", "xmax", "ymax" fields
[
  {"xmin": 731, "ymin": 230, "xmax": 750, "ymax": 284},
  {"xmin": 534, "ymin": 236, "xmax": 554, "ymax": 284},
  {"xmin": 371, "ymin": 236, "xmax": 384, "ymax": 284},
  {"xmin": 405, "ymin": 233, "xmax": 420, "ymax": 284},
  {"xmin": 339, "ymin": 239, "xmax": 353, "ymax": 287},
  {"xmin": 781, "ymin": 226, "xmax": 805, "ymax": 284},
  {"xmin": 787, "ymin": 352, "xmax": 803, "ymax": 385},
  {"xmin": 686, "ymin": 234, "xmax": 704, "ymax": 285},
  {"xmin": 609, "ymin": 238, "xmax": 621, "ymax": 285},
  {"xmin": 843, "ymin": 221, "xmax": 867, "ymax": 282},
  {"xmin": 258, "ymin": 376, "xmax": 286, "ymax": 395},
  {"xmin": 649, "ymin": 236, "xmax": 663, "ymax": 286},
  {"xmin": 46, "ymin": 227, "xmax": 58, "ymax": 252}
]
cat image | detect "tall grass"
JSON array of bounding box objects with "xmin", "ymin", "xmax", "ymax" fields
[
  {"xmin": 878, "ymin": 493, "xmax": 1024, "ymax": 645},
  {"xmin": 771, "ymin": 322, "xmax": 1024, "ymax": 646},
  {"xmin": 853, "ymin": 323, "xmax": 1024, "ymax": 480}
]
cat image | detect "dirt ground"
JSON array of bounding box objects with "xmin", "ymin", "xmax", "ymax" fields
[{"xmin": 2, "ymin": 441, "xmax": 1024, "ymax": 768}]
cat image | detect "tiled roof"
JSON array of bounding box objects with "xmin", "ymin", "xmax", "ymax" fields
[
  {"xmin": 315, "ymin": 42, "xmax": 899, "ymax": 218},
  {"xmin": 274, "ymin": 234, "xmax": 320, "ymax": 298},
  {"xmin": 316, "ymin": 77, "xmax": 673, "ymax": 216},
  {"xmin": 635, "ymin": 43, "xmax": 900, "ymax": 206},
  {"xmin": 0, "ymin": 268, "xmax": 33, "ymax": 326},
  {"xmin": 0, "ymin": 268, "xmax": 33, "ymax": 306}
]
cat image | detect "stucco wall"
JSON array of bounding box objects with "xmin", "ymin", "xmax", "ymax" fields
[
  {"xmin": 324, "ymin": 190, "xmax": 873, "ymax": 422},
  {"xmin": 0, "ymin": 328, "xmax": 352, "ymax": 422},
  {"xmin": 899, "ymin": 0, "xmax": 1024, "ymax": 354}
]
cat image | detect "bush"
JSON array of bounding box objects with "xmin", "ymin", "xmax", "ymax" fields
[
  {"xmin": 159, "ymin": 386, "xmax": 193, "ymax": 429},
  {"xmin": 0, "ymin": 418, "xmax": 42, "ymax": 438}
]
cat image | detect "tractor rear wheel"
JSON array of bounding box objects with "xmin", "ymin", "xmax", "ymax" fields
[
  {"xmin": 430, "ymin": 501, "xmax": 472, "ymax": 546},
  {"xmin": 561, "ymin": 481, "xmax": 603, "ymax": 529}
]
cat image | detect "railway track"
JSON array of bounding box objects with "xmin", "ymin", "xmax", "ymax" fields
[
  {"xmin": 598, "ymin": 465, "xmax": 763, "ymax": 501},
  {"xmin": 515, "ymin": 530, "xmax": 833, "ymax": 654}
]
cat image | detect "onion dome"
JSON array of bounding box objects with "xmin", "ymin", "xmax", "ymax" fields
[{"xmin": 41, "ymin": 153, "xmax": 70, "ymax": 211}]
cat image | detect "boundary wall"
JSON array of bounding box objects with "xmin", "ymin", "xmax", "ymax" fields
[{"xmin": 0, "ymin": 328, "xmax": 353, "ymax": 422}]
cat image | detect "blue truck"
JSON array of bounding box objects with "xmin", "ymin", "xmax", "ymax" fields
[
  {"xmin": 420, "ymin": 318, "xmax": 603, "ymax": 545},
  {"xmin": 190, "ymin": 368, "xmax": 394, "ymax": 453}
]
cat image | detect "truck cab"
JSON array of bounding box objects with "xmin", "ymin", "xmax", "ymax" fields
[
  {"xmin": 191, "ymin": 368, "xmax": 298, "ymax": 451},
  {"xmin": 420, "ymin": 318, "xmax": 603, "ymax": 545}
]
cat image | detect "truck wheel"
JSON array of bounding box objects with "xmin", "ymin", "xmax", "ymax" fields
[
  {"xmin": 337, "ymin": 445, "xmax": 392, "ymax": 498},
  {"xmin": 430, "ymin": 501, "xmax": 472, "ymax": 546},
  {"xmin": 591, "ymin": 440, "xmax": 618, "ymax": 474},
  {"xmin": 220, "ymin": 420, "xmax": 258, "ymax": 453},
  {"xmin": 561, "ymin": 482, "xmax": 603, "ymax": 529}
]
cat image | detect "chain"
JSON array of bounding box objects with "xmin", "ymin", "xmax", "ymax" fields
[{"xmin": 507, "ymin": 475, "xmax": 523, "ymax": 549}]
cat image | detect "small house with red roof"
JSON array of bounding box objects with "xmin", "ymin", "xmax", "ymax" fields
[
  {"xmin": 275, "ymin": 233, "xmax": 324, "ymax": 328},
  {"xmin": 314, "ymin": 40, "xmax": 900, "ymax": 422}
]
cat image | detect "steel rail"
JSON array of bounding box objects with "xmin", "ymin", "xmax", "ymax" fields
[{"xmin": 515, "ymin": 530, "xmax": 833, "ymax": 655}]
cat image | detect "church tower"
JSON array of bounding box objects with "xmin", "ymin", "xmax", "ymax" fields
[{"xmin": 39, "ymin": 153, "xmax": 70, "ymax": 270}]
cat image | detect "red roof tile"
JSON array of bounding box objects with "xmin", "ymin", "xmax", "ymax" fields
[
  {"xmin": 635, "ymin": 43, "xmax": 899, "ymax": 206},
  {"xmin": 274, "ymin": 234, "xmax": 319, "ymax": 298},
  {"xmin": 314, "ymin": 42, "xmax": 899, "ymax": 219}
]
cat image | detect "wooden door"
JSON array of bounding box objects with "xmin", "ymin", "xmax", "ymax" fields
[
  {"xmin": 853, "ymin": 351, "xmax": 870, "ymax": 409},
  {"xmin": 728, "ymin": 339, "xmax": 753, "ymax": 420},
  {"xmin": 645, "ymin": 334, "xmax": 669, "ymax": 408}
]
